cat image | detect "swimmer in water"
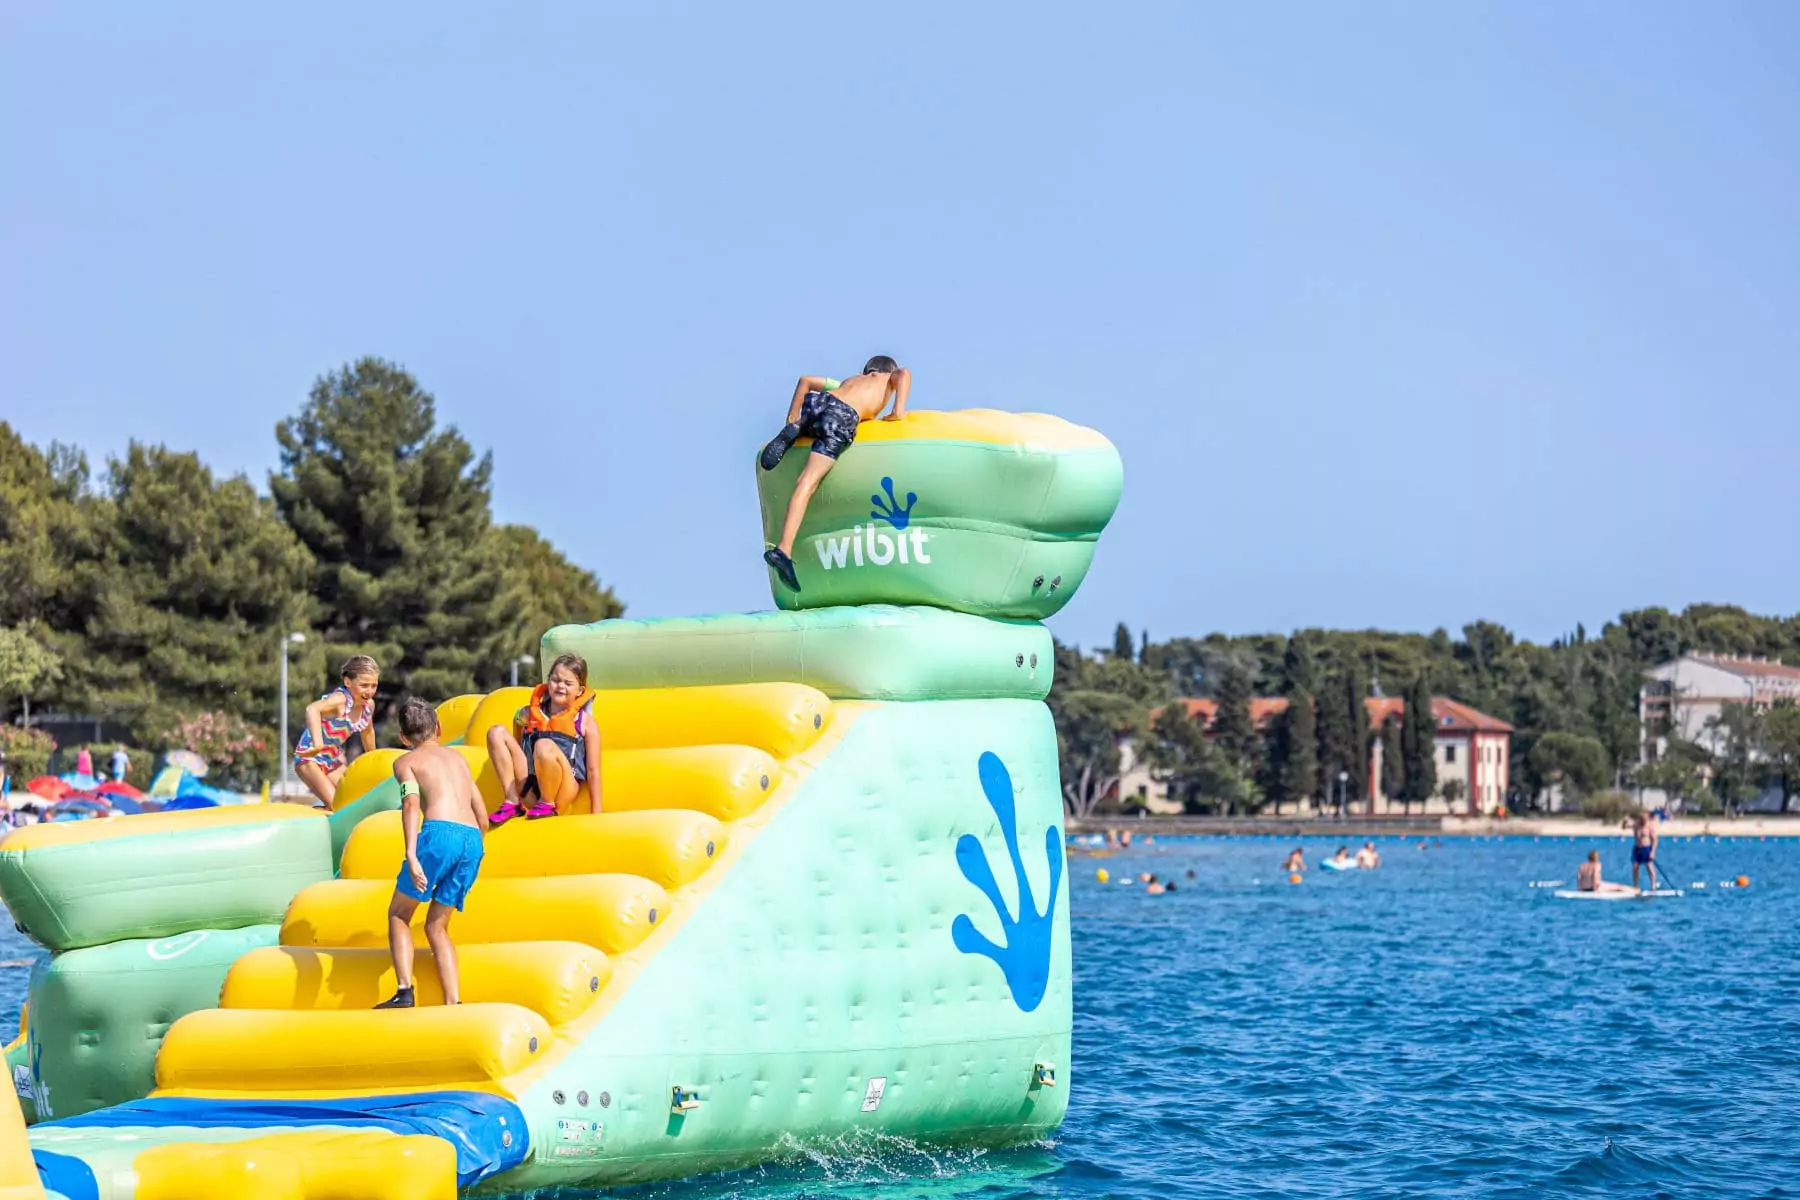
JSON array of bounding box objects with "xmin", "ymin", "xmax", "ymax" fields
[
  {"xmin": 1354, "ymin": 842, "xmax": 1381, "ymax": 869},
  {"xmin": 1576, "ymin": 850, "xmax": 1635, "ymax": 893},
  {"xmin": 1328, "ymin": 846, "xmax": 1352, "ymax": 867},
  {"xmin": 1283, "ymin": 848, "xmax": 1306, "ymax": 873},
  {"xmin": 1145, "ymin": 874, "xmax": 1166, "ymax": 895}
]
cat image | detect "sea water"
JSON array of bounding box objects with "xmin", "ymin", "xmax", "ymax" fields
[{"xmin": 7, "ymin": 835, "xmax": 1800, "ymax": 1198}]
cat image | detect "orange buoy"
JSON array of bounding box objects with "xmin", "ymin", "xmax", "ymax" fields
[
  {"xmin": 1289, "ymin": 872, "xmax": 1303, "ymax": 885},
  {"xmin": 1737, "ymin": 875, "xmax": 1749, "ymax": 888}
]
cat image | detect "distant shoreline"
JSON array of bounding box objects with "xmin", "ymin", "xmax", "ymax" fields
[{"xmin": 1066, "ymin": 815, "xmax": 1800, "ymax": 839}]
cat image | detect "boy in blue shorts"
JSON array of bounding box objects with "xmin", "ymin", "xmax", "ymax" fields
[{"xmin": 375, "ymin": 697, "xmax": 490, "ymax": 1009}]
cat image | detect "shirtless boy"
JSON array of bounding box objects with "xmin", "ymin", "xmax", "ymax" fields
[
  {"xmin": 375, "ymin": 697, "xmax": 490, "ymax": 1010},
  {"xmin": 759, "ymin": 355, "xmax": 912, "ymax": 592},
  {"xmin": 1627, "ymin": 810, "xmax": 1660, "ymax": 891}
]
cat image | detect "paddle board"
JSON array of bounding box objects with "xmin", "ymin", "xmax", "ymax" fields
[
  {"xmin": 1551, "ymin": 889, "xmax": 1683, "ymax": 901},
  {"xmin": 1319, "ymin": 858, "xmax": 1357, "ymax": 871}
]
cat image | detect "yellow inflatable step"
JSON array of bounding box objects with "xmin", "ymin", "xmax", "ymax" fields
[
  {"xmin": 339, "ymin": 810, "xmax": 726, "ymax": 890},
  {"xmin": 222, "ymin": 942, "xmax": 609, "ymax": 1026},
  {"xmin": 602, "ymin": 745, "xmax": 781, "ymax": 820},
  {"xmin": 435, "ymin": 692, "xmax": 485, "ymax": 744},
  {"xmin": 135, "ymin": 1141, "xmax": 306, "ymax": 1200},
  {"xmin": 282, "ymin": 875, "xmax": 668, "ymax": 956},
  {"xmin": 155, "ymin": 1004, "xmax": 550, "ymax": 1095},
  {"xmin": 461, "ymin": 681, "xmax": 832, "ymax": 759},
  {"xmin": 329, "ymin": 748, "xmax": 403, "ymax": 810},
  {"xmin": 1, "ymin": 1063, "xmax": 43, "ymax": 1200},
  {"xmin": 135, "ymin": 1128, "xmax": 456, "ymax": 1200}
]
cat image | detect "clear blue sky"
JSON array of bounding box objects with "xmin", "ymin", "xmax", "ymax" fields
[{"xmin": 4, "ymin": 3, "xmax": 1797, "ymax": 651}]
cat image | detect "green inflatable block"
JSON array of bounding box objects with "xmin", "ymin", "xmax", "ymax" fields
[
  {"xmin": 0, "ymin": 811, "xmax": 331, "ymax": 952},
  {"xmin": 544, "ymin": 605, "xmax": 1055, "ymax": 701},
  {"xmin": 22, "ymin": 925, "xmax": 278, "ymax": 1121},
  {"xmin": 755, "ymin": 410, "xmax": 1122, "ymax": 618}
]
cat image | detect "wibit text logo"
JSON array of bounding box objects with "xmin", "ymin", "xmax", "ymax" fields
[{"xmin": 811, "ymin": 477, "xmax": 932, "ymax": 570}]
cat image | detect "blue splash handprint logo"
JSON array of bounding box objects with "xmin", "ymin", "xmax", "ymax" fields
[
  {"xmin": 951, "ymin": 751, "xmax": 1062, "ymax": 1013},
  {"xmin": 869, "ymin": 477, "xmax": 917, "ymax": 530}
]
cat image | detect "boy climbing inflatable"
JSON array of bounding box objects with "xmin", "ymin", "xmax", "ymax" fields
[{"xmin": 759, "ymin": 355, "xmax": 910, "ymax": 592}]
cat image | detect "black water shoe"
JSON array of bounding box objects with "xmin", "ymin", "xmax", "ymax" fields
[
  {"xmin": 764, "ymin": 547, "xmax": 801, "ymax": 593},
  {"xmin": 760, "ymin": 423, "xmax": 802, "ymax": 471},
  {"xmin": 374, "ymin": 987, "xmax": 415, "ymax": 1009}
]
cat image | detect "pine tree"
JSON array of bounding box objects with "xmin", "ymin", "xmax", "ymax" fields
[
  {"xmin": 0, "ymin": 423, "xmax": 88, "ymax": 631},
  {"xmin": 1380, "ymin": 715, "xmax": 1405, "ymax": 807},
  {"xmin": 271, "ymin": 358, "xmax": 509, "ymax": 706},
  {"xmin": 1210, "ymin": 661, "xmax": 1259, "ymax": 771},
  {"xmin": 62, "ymin": 443, "xmax": 315, "ymax": 733},
  {"xmin": 1346, "ymin": 670, "xmax": 1371, "ymax": 803},
  {"xmin": 487, "ymin": 525, "xmax": 625, "ymax": 662},
  {"xmin": 1315, "ymin": 671, "xmax": 1354, "ymax": 809},
  {"xmin": 1113, "ymin": 621, "xmax": 1135, "ymax": 661},
  {"xmin": 1282, "ymin": 635, "xmax": 1317, "ymax": 694},
  {"xmin": 1276, "ymin": 690, "xmax": 1317, "ymax": 815},
  {"xmin": 1402, "ymin": 674, "xmax": 1438, "ymax": 809}
]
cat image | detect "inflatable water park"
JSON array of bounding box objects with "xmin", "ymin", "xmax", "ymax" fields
[{"xmin": 1, "ymin": 407, "xmax": 1122, "ymax": 1199}]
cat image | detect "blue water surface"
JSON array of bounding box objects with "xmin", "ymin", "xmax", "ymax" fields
[{"xmin": 7, "ymin": 835, "xmax": 1800, "ymax": 1198}]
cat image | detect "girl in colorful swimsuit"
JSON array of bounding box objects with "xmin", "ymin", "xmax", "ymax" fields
[
  {"xmin": 485, "ymin": 653, "xmax": 602, "ymax": 823},
  {"xmin": 293, "ymin": 654, "xmax": 381, "ymax": 807}
]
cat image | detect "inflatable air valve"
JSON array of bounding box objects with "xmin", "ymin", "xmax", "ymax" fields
[
  {"xmin": 671, "ymin": 1085, "xmax": 702, "ymax": 1113},
  {"xmin": 1034, "ymin": 1063, "xmax": 1057, "ymax": 1088}
]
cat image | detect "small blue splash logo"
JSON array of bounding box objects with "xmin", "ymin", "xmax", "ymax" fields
[
  {"xmin": 952, "ymin": 751, "xmax": 1062, "ymax": 1012},
  {"xmin": 869, "ymin": 477, "xmax": 917, "ymax": 530}
]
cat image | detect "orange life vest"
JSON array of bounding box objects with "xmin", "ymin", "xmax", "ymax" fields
[{"xmin": 515, "ymin": 684, "xmax": 597, "ymax": 758}]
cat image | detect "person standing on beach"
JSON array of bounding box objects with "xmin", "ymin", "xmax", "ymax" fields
[{"xmin": 1626, "ymin": 811, "xmax": 1660, "ymax": 891}]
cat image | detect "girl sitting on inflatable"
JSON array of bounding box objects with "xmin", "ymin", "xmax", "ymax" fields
[
  {"xmin": 293, "ymin": 654, "xmax": 381, "ymax": 807},
  {"xmin": 486, "ymin": 653, "xmax": 603, "ymax": 823}
]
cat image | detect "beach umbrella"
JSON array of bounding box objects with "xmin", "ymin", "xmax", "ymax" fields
[
  {"xmin": 25, "ymin": 776, "xmax": 69, "ymax": 802},
  {"xmin": 59, "ymin": 771, "xmax": 100, "ymax": 791},
  {"xmin": 160, "ymin": 796, "xmax": 218, "ymax": 812},
  {"xmin": 95, "ymin": 781, "xmax": 147, "ymax": 801},
  {"xmin": 101, "ymin": 794, "xmax": 144, "ymax": 815}
]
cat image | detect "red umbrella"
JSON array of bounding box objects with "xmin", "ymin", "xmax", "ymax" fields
[
  {"xmin": 26, "ymin": 776, "xmax": 70, "ymax": 801},
  {"xmin": 95, "ymin": 781, "xmax": 146, "ymax": 801}
]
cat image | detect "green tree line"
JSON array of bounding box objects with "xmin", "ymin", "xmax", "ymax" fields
[
  {"xmin": 1052, "ymin": 608, "xmax": 1800, "ymax": 819},
  {"xmin": 0, "ymin": 358, "xmax": 622, "ymax": 780}
]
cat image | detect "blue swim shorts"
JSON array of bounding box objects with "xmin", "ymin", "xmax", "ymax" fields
[
  {"xmin": 1631, "ymin": 844, "xmax": 1654, "ymax": 865},
  {"xmin": 397, "ymin": 820, "xmax": 485, "ymax": 911}
]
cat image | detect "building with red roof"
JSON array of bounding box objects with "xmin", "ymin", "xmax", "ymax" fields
[{"xmin": 1121, "ymin": 695, "xmax": 1513, "ymax": 815}]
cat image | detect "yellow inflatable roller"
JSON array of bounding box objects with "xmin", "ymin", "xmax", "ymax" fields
[
  {"xmin": 331, "ymin": 745, "xmax": 508, "ymax": 814},
  {"xmin": 436, "ymin": 692, "xmax": 485, "ymax": 744},
  {"xmin": 155, "ymin": 1003, "xmax": 550, "ymax": 1095},
  {"xmin": 222, "ymin": 942, "xmax": 609, "ymax": 1026},
  {"xmin": 461, "ymin": 682, "xmax": 833, "ymax": 759},
  {"xmin": 0, "ymin": 1062, "xmax": 43, "ymax": 1200},
  {"xmin": 602, "ymin": 745, "xmax": 781, "ymax": 821},
  {"xmin": 330, "ymin": 747, "xmax": 403, "ymax": 811},
  {"xmin": 340, "ymin": 809, "xmax": 726, "ymax": 890},
  {"xmin": 281, "ymin": 875, "xmax": 668, "ymax": 957},
  {"xmin": 135, "ymin": 1142, "xmax": 306, "ymax": 1200},
  {"xmin": 136, "ymin": 1129, "xmax": 456, "ymax": 1200}
]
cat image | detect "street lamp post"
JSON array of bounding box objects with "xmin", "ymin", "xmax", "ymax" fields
[
  {"xmin": 511, "ymin": 655, "xmax": 535, "ymax": 688},
  {"xmin": 279, "ymin": 632, "xmax": 306, "ymax": 796},
  {"xmin": 1338, "ymin": 770, "xmax": 1350, "ymax": 819}
]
